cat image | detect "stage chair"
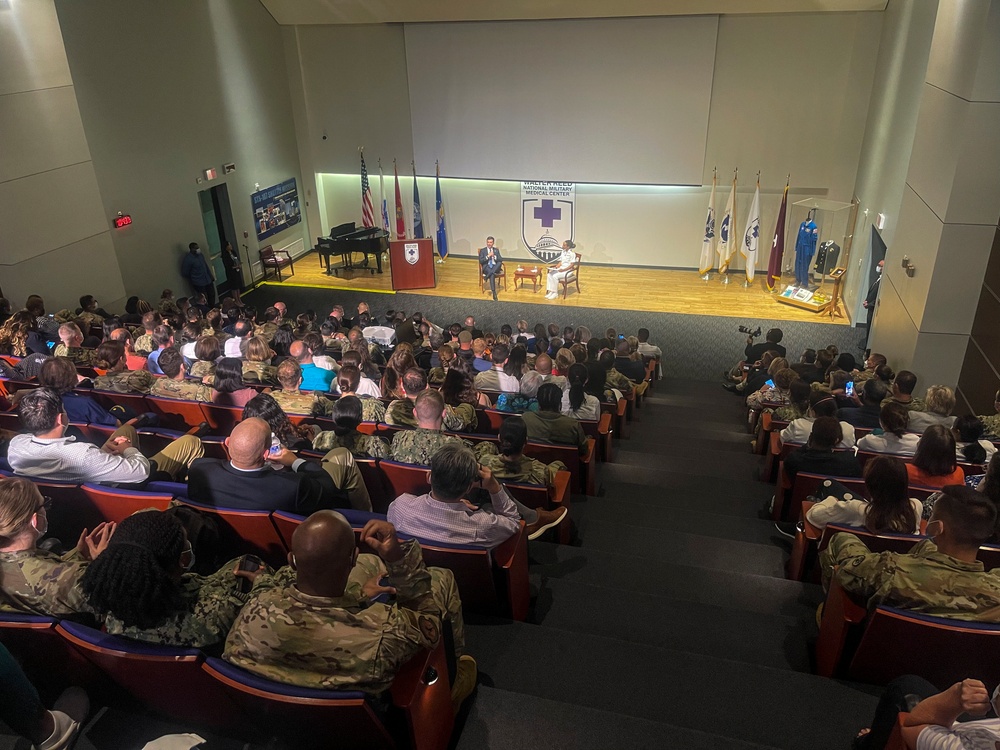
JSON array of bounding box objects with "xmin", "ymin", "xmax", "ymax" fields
[
  {"xmin": 559, "ymin": 252, "xmax": 582, "ymax": 298},
  {"xmin": 259, "ymin": 244, "xmax": 295, "ymax": 282},
  {"xmin": 478, "ymin": 262, "xmax": 507, "ymax": 293},
  {"xmin": 201, "ymin": 640, "xmax": 454, "ymax": 750},
  {"xmin": 815, "ymin": 578, "xmax": 1000, "ymax": 687},
  {"xmin": 174, "ymin": 498, "xmax": 288, "ymax": 568},
  {"xmin": 79, "ymin": 483, "xmax": 174, "ymax": 523},
  {"xmin": 56, "ymin": 621, "xmax": 240, "ymax": 731}
]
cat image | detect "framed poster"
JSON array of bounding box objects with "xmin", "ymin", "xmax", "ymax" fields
[{"xmin": 251, "ymin": 178, "xmax": 301, "ymax": 242}]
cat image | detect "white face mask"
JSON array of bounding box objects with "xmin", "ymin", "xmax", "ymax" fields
[
  {"xmin": 193, "ymin": 247, "xmax": 201, "ymax": 255},
  {"xmin": 31, "ymin": 513, "xmax": 48, "ymax": 538},
  {"xmin": 876, "ymin": 265, "xmax": 882, "ymax": 274}
]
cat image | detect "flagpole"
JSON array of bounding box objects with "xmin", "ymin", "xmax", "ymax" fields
[
  {"xmin": 700, "ymin": 166, "xmax": 716, "ymax": 282},
  {"xmin": 742, "ymin": 171, "xmax": 760, "ymax": 289},
  {"xmin": 721, "ymin": 167, "xmax": 737, "ymax": 286}
]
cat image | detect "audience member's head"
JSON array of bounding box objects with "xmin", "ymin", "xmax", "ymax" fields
[
  {"xmin": 490, "ymin": 343, "xmax": 510, "ymax": 367},
  {"xmin": 861, "ymin": 377, "xmax": 889, "ymax": 405},
  {"xmin": 534, "ymin": 353, "xmax": 553, "ymax": 375},
  {"xmin": 277, "ymin": 359, "xmax": 302, "ymax": 390},
  {"xmin": 929, "ymin": 485, "xmax": 997, "ymax": 551},
  {"xmin": 765, "ymin": 328, "xmax": 783, "ymax": 344},
  {"xmin": 808, "ymin": 391, "xmax": 838, "ymax": 419},
  {"xmin": 330, "ymin": 396, "xmax": 363, "ymax": 437},
  {"xmin": 245, "ymin": 336, "xmax": 272, "ymax": 363},
  {"xmin": 414, "ymin": 389, "xmax": 446, "ymax": 429},
  {"xmin": 0, "ymin": 477, "xmax": 46, "ymax": 548},
  {"xmin": 953, "ymin": 415, "xmax": 988, "ymax": 464},
  {"xmin": 923, "ymin": 385, "xmax": 955, "ymax": 417},
  {"xmin": 865, "ymin": 352, "xmax": 888, "ymax": 370},
  {"xmin": 242, "ymin": 394, "xmax": 300, "ymax": 448},
  {"xmin": 498, "ymin": 417, "xmax": 529, "ymax": 460},
  {"xmin": 95, "ymin": 340, "xmax": 127, "ymax": 371},
  {"xmin": 194, "ymin": 335, "xmax": 220, "ymax": 364},
  {"xmin": 835, "ymin": 353, "xmax": 856, "ymax": 373},
  {"xmin": 787, "ymin": 379, "xmax": 811, "ymax": 413},
  {"xmin": 157, "ymin": 347, "xmax": 185, "ymax": 379},
  {"xmin": 637, "ymin": 328, "xmax": 651, "ymax": 343},
  {"xmin": 38, "ymin": 357, "xmax": 78, "ymax": 395},
  {"xmin": 141, "ymin": 311, "xmax": 161, "ymax": 333},
  {"xmin": 429, "ymin": 443, "xmax": 479, "ymax": 502},
  {"xmin": 537, "ymin": 383, "xmax": 563, "ymax": 413},
  {"xmin": 290, "ymin": 510, "xmax": 358, "ymax": 597},
  {"xmin": 58, "ymin": 322, "xmax": 84, "ymax": 348},
  {"xmin": 773, "ymin": 368, "xmax": 797, "ymax": 391},
  {"xmin": 808, "ymin": 416, "xmax": 842, "ymax": 450},
  {"xmin": 912, "ymin": 424, "xmax": 958, "ymax": 477},
  {"xmin": 337, "ymin": 365, "xmax": 361, "ymax": 394},
  {"xmin": 878, "ymin": 402, "xmax": 910, "ymax": 438},
  {"xmin": 863, "ymin": 456, "xmax": 915, "ymax": 534},
  {"xmin": 401, "ymin": 367, "xmax": 428, "ymax": 397},
  {"xmin": 233, "ymin": 319, "xmax": 253, "ymax": 339},
  {"xmin": 212, "ymin": 357, "xmax": 245, "ymax": 394},
  {"xmin": 800, "ymin": 348, "xmax": 817, "ymax": 365},
  {"xmin": 893, "ymin": 370, "xmax": 917, "ymax": 397},
  {"xmin": 152, "ymin": 325, "xmax": 174, "ymax": 349},
  {"xmin": 519, "ymin": 370, "xmax": 544, "ymax": 399},
  {"xmin": 226, "ymin": 417, "xmax": 272, "ymax": 469}
]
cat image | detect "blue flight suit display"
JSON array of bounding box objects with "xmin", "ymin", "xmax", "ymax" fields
[{"xmin": 794, "ymin": 218, "xmax": 818, "ymax": 287}]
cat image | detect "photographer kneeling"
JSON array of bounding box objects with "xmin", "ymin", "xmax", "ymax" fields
[{"xmin": 723, "ymin": 327, "xmax": 785, "ymax": 393}]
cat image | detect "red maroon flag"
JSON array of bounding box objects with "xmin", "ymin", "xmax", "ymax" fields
[{"xmin": 766, "ymin": 181, "xmax": 789, "ymax": 291}]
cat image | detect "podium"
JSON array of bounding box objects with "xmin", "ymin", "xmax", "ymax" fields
[{"xmin": 389, "ymin": 239, "xmax": 436, "ymax": 291}]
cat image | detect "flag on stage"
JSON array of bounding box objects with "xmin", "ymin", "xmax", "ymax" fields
[
  {"xmin": 766, "ymin": 180, "xmax": 789, "ymax": 291},
  {"xmin": 698, "ymin": 171, "xmax": 716, "ymax": 275},
  {"xmin": 435, "ymin": 161, "xmax": 448, "ymax": 259},
  {"xmin": 741, "ymin": 177, "xmax": 761, "ymax": 283},
  {"xmin": 379, "ymin": 161, "xmax": 390, "ymax": 234},
  {"xmin": 360, "ymin": 151, "xmax": 375, "ymax": 229},
  {"xmin": 412, "ymin": 162, "xmax": 424, "ymax": 239},
  {"xmin": 393, "ymin": 160, "xmax": 405, "ymax": 240},
  {"xmin": 717, "ymin": 171, "xmax": 737, "ymax": 273}
]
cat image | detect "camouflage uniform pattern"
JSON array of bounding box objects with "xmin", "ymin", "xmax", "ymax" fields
[
  {"xmin": 133, "ymin": 333, "xmax": 154, "ymax": 356},
  {"xmin": 427, "ymin": 367, "xmax": 447, "ymax": 387},
  {"xmin": 313, "ymin": 430, "xmax": 391, "ymax": 459},
  {"xmin": 223, "ymin": 541, "xmax": 464, "ymax": 693},
  {"xmin": 315, "ymin": 396, "xmax": 386, "ymax": 423},
  {"xmin": 270, "ymin": 389, "xmax": 324, "ymax": 415},
  {"xmin": 605, "ymin": 367, "xmax": 634, "ymax": 395},
  {"xmin": 189, "ymin": 360, "xmax": 216, "ymax": 380},
  {"xmin": 53, "ymin": 345, "xmax": 97, "ymax": 366},
  {"xmin": 93, "ymin": 369, "xmax": 155, "ymax": 394},
  {"xmin": 149, "ymin": 377, "xmax": 212, "ymax": 402},
  {"xmin": 390, "ymin": 428, "xmax": 474, "ymax": 466},
  {"xmin": 158, "ymin": 299, "xmax": 180, "ymax": 317},
  {"xmin": 881, "ymin": 396, "xmax": 927, "ymax": 412},
  {"xmin": 242, "ymin": 361, "xmax": 278, "ymax": 386},
  {"xmin": 774, "ymin": 403, "xmax": 808, "ymax": 421},
  {"xmin": 478, "ymin": 453, "xmax": 566, "ymax": 486},
  {"xmin": 0, "ymin": 548, "xmax": 90, "ymax": 617},
  {"xmin": 981, "ymin": 414, "xmax": 1000, "ymax": 440},
  {"xmin": 385, "ymin": 399, "xmax": 466, "ymax": 431},
  {"xmin": 254, "ymin": 322, "xmax": 279, "ymax": 342},
  {"xmin": 821, "ymin": 534, "xmax": 1000, "ymax": 621},
  {"xmin": 104, "ymin": 556, "xmax": 271, "ymax": 648},
  {"xmin": 445, "ymin": 402, "xmax": 477, "ymax": 432}
]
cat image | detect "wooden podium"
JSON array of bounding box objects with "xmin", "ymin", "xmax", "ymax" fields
[{"xmin": 389, "ymin": 239, "xmax": 436, "ymax": 291}]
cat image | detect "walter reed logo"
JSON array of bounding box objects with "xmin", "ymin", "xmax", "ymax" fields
[{"xmin": 521, "ymin": 182, "xmax": 575, "ymax": 263}]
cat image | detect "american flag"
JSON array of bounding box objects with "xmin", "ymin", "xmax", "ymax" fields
[{"xmin": 360, "ymin": 152, "xmax": 375, "ymax": 228}]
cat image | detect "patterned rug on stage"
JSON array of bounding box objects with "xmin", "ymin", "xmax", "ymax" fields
[{"xmin": 245, "ymin": 284, "xmax": 863, "ymax": 380}]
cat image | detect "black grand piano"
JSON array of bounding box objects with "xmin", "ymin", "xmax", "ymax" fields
[{"xmin": 315, "ymin": 222, "xmax": 387, "ymax": 276}]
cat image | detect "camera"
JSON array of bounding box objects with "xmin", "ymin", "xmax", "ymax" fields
[{"xmin": 738, "ymin": 325, "xmax": 762, "ymax": 338}]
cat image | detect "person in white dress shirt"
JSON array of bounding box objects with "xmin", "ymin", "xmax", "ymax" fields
[{"xmin": 545, "ymin": 240, "xmax": 577, "ymax": 300}]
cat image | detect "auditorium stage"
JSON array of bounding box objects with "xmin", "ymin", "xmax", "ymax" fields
[{"xmin": 256, "ymin": 253, "xmax": 851, "ymax": 326}]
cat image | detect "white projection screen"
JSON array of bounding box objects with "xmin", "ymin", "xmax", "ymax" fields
[{"xmin": 404, "ymin": 17, "xmax": 719, "ymax": 185}]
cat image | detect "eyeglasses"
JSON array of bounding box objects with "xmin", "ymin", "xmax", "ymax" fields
[{"xmin": 36, "ymin": 497, "xmax": 52, "ymax": 513}]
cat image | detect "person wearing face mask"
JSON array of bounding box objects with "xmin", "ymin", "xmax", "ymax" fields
[
  {"xmin": 861, "ymin": 258, "xmax": 884, "ymax": 352},
  {"xmin": 80, "ymin": 510, "xmax": 270, "ymax": 649},
  {"xmin": 181, "ymin": 241, "xmax": 216, "ymax": 307},
  {"xmin": 0, "ymin": 477, "xmax": 115, "ymax": 617},
  {"xmin": 820, "ymin": 484, "xmax": 1000, "ymax": 621}
]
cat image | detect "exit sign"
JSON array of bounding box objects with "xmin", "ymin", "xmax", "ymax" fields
[{"xmin": 114, "ymin": 213, "xmax": 132, "ymax": 229}]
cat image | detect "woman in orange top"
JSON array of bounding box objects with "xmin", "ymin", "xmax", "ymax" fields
[{"xmin": 906, "ymin": 424, "xmax": 965, "ymax": 488}]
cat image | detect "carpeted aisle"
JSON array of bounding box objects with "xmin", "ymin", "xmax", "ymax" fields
[{"xmin": 455, "ymin": 379, "xmax": 880, "ymax": 750}]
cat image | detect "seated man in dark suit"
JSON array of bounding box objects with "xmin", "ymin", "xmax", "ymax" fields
[
  {"xmin": 478, "ymin": 237, "xmax": 502, "ymax": 301},
  {"xmin": 187, "ymin": 417, "xmax": 371, "ymax": 512},
  {"xmin": 838, "ymin": 378, "xmax": 887, "ymax": 430}
]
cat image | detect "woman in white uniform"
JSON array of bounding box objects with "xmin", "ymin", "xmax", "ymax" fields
[{"xmin": 545, "ymin": 240, "xmax": 577, "ymax": 300}]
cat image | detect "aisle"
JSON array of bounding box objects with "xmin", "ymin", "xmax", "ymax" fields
[{"xmin": 457, "ymin": 379, "xmax": 880, "ymax": 749}]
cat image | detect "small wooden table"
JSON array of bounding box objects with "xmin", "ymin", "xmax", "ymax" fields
[{"xmin": 513, "ymin": 267, "xmax": 542, "ymax": 292}]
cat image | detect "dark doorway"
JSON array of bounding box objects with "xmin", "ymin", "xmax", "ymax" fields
[
  {"xmin": 198, "ymin": 184, "xmax": 241, "ymax": 298},
  {"xmin": 868, "ymin": 225, "xmax": 887, "ymax": 289}
]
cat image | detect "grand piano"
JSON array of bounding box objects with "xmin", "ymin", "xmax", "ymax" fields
[{"xmin": 315, "ymin": 222, "xmax": 387, "ymax": 276}]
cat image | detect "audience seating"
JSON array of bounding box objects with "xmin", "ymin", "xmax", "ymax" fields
[
  {"xmin": 815, "ymin": 578, "xmax": 1000, "ymax": 687},
  {"xmin": 79, "ymin": 483, "xmax": 174, "ymax": 523},
  {"xmin": 56, "ymin": 621, "xmax": 240, "ymax": 730},
  {"xmin": 201, "ymin": 641, "xmax": 454, "ymax": 750},
  {"xmin": 0, "ymin": 613, "xmax": 103, "ymax": 700},
  {"xmin": 175, "ymin": 498, "xmax": 288, "ymax": 568},
  {"xmin": 144, "ymin": 395, "xmax": 209, "ymax": 432}
]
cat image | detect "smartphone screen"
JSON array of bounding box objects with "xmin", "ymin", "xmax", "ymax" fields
[
  {"xmin": 845, "ymin": 381, "xmax": 855, "ymax": 397},
  {"xmin": 765, "ymin": 379, "xmax": 774, "ymax": 388}
]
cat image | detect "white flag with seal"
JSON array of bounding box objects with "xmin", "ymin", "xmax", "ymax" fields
[
  {"xmin": 717, "ymin": 174, "xmax": 737, "ymax": 272},
  {"xmin": 741, "ymin": 180, "xmax": 761, "ymax": 282}
]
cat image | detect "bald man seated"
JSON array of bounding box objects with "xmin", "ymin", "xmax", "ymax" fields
[
  {"xmin": 223, "ymin": 511, "xmax": 477, "ymax": 712},
  {"xmin": 290, "ymin": 339, "xmax": 335, "ymax": 392},
  {"xmin": 186, "ymin": 417, "xmax": 371, "ymax": 513}
]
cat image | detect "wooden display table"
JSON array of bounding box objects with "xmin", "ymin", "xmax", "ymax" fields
[{"xmin": 514, "ymin": 266, "xmax": 542, "ymax": 292}]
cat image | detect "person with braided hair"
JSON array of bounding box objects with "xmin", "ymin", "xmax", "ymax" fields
[
  {"xmin": 0, "ymin": 477, "xmax": 114, "ymax": 617},
  {"xmin": 478, "ymin": 417, "xmax": 567, "ymax": 488},
  {"xmin": 81, "ymin": 510, "xmax": 270, "ymax": 649}
]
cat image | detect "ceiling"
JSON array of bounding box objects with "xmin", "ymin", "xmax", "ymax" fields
[{"xmin": 259, "ymin": 0, "xmax": 888, "ymax": 25}]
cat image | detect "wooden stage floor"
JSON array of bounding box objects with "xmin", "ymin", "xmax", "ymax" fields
[{"xmin": 259, "ymin": 253, "xmax": 850, "ymax": 326}]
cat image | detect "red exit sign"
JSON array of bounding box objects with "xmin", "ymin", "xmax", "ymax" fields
[{"xmin": 114, "ymin": 214, "xmax": 132, "ymax": 229}]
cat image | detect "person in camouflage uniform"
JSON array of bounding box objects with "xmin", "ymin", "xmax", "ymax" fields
[
  {"xmin": 81, "ymin": 510, "xmax": 270, "ymax": 649},
  {"xmin": 322, "ymin": 365, "xmax": 386, "ymax": 423},
  {"xmin": 389, "ymin": 391, "xmax": 495, "ymax": 466},
  {"xmin": 979, "ymin": 389, "xmax": 1000, "ymax": 439},
  {"xmin": 0, "ymin": 477, "xmax": 114, "ymax": 617},
  {"xmin": 598, "ymin": 350, "xmax": 633, "ymax": 398},
  {"xmin": 312, "ymin": 395, "xmax": 390, "ymax": 459},
  {"xmin": 821, "ymin": 484, "xmax": 1000, "ymax": 621},
  {"xmin": 132, "ymin": 310, "xmax": 162, "ymax": 356},
  {"xmin": 91, "ymin": 340, "xmax": 155, "ymax": 394},
  {"xmin": 880, "ymin": 369, "xmax": 926, "ymax": 413},
  {"xmin": 53, "ymin": 323, "xmax": 97, "ymax": 366},
  {"xmin": 242, "ymin": 336, "xmax": 279, "ymax": 386},
  {"xmin": 385, "ymin": 367, "xmax": 466, "ymax": 431},
  {"xmin": 158, "ymin": 290, "xmax": 180, "ymax": 318},
  {"xmin": 478, "ymin": 417, "xmax": 566, "ymax": 486},
  {"xmin": 148, "ymin": 347, "xmax": 211, "ymax": 402},
  {"xmin": 270, "ymin": 359, "xmax": 331, "ymax": 415},
  {"xmin": 224, "ymin": 512, "xmax": 475, "ymax": 703}
]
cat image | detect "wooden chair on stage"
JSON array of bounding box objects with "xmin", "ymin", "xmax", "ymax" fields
[
  {"xmin": 478, "ymin": 262, "xmax": 507, "ymax": 293},
  {"xmin": 558, "ymin": 253, "xmax": 582, "ymax": 299},
  {"xmin": 259, "ymin": 245, "xmax": 295, "ymax": 282}
]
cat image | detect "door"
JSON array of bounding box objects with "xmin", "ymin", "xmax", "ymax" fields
[{"xmin": 198, "ymin": 184, "xmax": 242, "ymax": 299}]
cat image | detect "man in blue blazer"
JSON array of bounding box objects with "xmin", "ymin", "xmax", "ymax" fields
[{"xmin": 478, "ymin": 236, "xmax": 502, "ymax": 301}]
